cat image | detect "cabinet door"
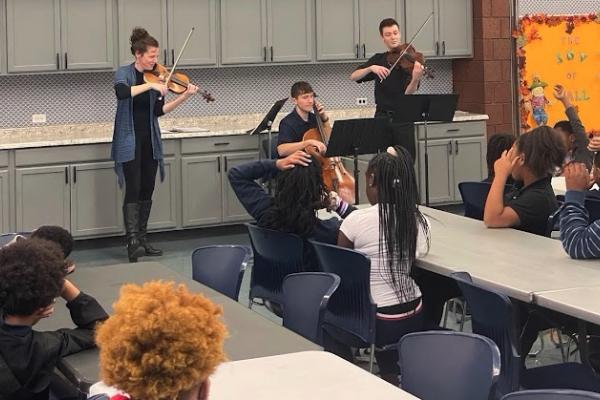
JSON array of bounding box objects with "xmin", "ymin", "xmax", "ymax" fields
[
  {"xmin": 438, "ymin": 0, "xmax": 472, "ymax": 57},
  {"xmin": 182, "ymin": 155, "xmax": 222, "ymax": 226},
  {"xmin": 16, "ymin": 166, "xmax": 70, "ymax": 232},
  {"xmin": 0, "ymin": 171, "xmax": 10, "ymax": 233},
  {"xmin": 148, "ymin": 157, "xmax": 178, "ymax": 230},
  {"xmin": 359, "ymin": 0, "xmax": 403, "ymax": 59},
  {"xmin": 404, "ymin": 0, "xmax": 437, "ymax": 57},
  {"xmin": 61, "ymin": 0, "xmax": 114, "ymax": 70},
  {"xmin": 316, "ymin": 0, "xmax": 359, "ymax": 61},
  {"xmin": 6, "ymin": 0, "xmax": 61, "ymax": 72},
  {"xmin": 220, "ymin": 0, "xmax": 266, "ymax": 64},
  {"xmin": 168, "ymin": 0, "xmax": 217, "ymax": 66},
  {"xmin": 417, "ymin": 139, "xmax": 453, "ymax": 204},
  {"xmin": 452, "ymin": 137, "xmax": 486, "ymax": 201},
  {"xmin": 341, "ymin": 157, "xmax": 370, "ymax": 205},
  {"xmin": 267, "ymin": 0, "xmax": 312, "ymax": 62},
  {"xmin": 222, "ymin": 152, "xmax": 259, "ymax": 223},
  {"xmin": 70, "ymin": 162, "xmax": 123, "ymax": 238},
  {"xmin": 0, "ymin": 0, "xmax": 6, "ymax": 74},
  {"xmin": 117, "ymin": 0, "xmax": 168, "ymax": 66}
]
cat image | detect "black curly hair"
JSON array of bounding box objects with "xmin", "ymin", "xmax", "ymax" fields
[
  {"xmin": 30, "ymin": 225, "xmax": 74, "ymax": 257},
  {"xmin": 0, "ymin": 239, "xmax": 66, "ymax": 316}
]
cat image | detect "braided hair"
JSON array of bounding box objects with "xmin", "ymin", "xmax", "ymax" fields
[{"xmin": 367, "ymin": 146, "xmax": 430, "ymax": 301}]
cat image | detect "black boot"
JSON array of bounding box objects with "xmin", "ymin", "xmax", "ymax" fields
[
  {"xmin": 123, "ymin": 203, "xmax": 145, "ymax": 263},
  {"xmin": 138, "ymin": 200, "xmax": 163, "ymax": 256}
]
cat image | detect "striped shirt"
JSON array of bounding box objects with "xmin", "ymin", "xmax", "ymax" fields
[{"xmin": 560, "ymin": 190, "xmax": 600, "ymax": 259}]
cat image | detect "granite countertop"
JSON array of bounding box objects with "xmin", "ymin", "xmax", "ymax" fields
[{"xmin": 0, "ymin": 108, "xmax": 488, "ymax": 150}]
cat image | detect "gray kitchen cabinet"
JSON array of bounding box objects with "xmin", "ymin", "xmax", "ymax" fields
[
  {"xmin": 167, "ymin": 0, "xmax": 217, "ymax": 66},
  {"xmin": 0, "ymin": 0, "xmax": 6, "ymax": 74},
  {"xmin": 148, "ymin": 157, "xmax": 179, "ymax": 230},
  {"xmin": 6, "ymin": 0, "xmax": 114, "ymax": 73},
  {"xmin": 182, "ymin": 154, "xmax": 222, "ymax": 227},
  {"xmin": 316, "ymin": 0, "xmax": 403, "ymax": 61},
  {"xmin": 405, "ymin": 0, "xmax": 472, "ymax": 58},
  {"xmin": 222, "ymin": 151, "xmax": 259, "ymax": 222},
  {"xmin": 221, "ymin": 0, "xmax": 312, "ymax": 64},
  {"xmin": 417, "ymin": 139, "xmax": 454, "ymax": 204},
  {"xmin": 0, "ymin": 171, "xmax": 10, "ymax": 234},
  {"xmin": 451, "ymin": 137, "xmax": 486, "ymax": 196}
]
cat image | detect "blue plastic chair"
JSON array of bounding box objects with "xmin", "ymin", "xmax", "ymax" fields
[
  {"xmin": 191, "ymin": 245, "xmax": 251, "ymax": 301},
  {"xmin": 399, "ymin": 331, "xmax": 501, "ymax": 400},
  {"xmin": 309, "ymin": 240, "xmax": 378, "ymax": 372},
  {"xmin": 459, "ymin": 182, "xmax": 513, "ymax": 220},
  {"xmin": 584, "ymin": 197, "xmax": 600, "ymax": 223},
  {"xmin": 502, "ymin": 389, "xmax": 600, "ymax": 399},
  {"xmin": 282, "ymin": 272, "xmax": 340, "ymax": 344},
  {"xmin": 0, "ymin": 232, "xmax": 31, "ymax": 247},
  {"xmin": 451, "ymin": 272, "xmax": 600, "ymax": 399},
  {"xmin": 246, "ymin": 223, "xmax": 305, "ymax": 314}
]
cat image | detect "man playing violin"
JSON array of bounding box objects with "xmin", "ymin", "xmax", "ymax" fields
[{"xmin": 276, "ymin": 81, "xmax": 331, "ymax": 157}]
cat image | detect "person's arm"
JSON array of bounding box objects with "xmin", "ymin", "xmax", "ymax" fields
[
  {"xmin": 483, "ymin": 149, "xmax": 521, "ymax": 228},
  {"xmin": 336, "ymin": 211, "xmax": 358, "ymax": 248},
  {"xmin": 337, "ymin": 231, "xmax": 354, "ymax": 249},
  {"xmin": 276, "ymin": 118, "xmax": 326, "ymax": 157},
  {"xmin": 350, "ymin": 55, "xmax": 388, "ymax": 82},
  {"xmin": 162, "ymin": 84, "xmax": 199, "ymax": 114},
  {"xmin": 404, "ymin": 61, "xmax": 425, "ymax": 95},
  {"xmin": 554, "ymin": 84, "xmax": 593, "ymax": 169}
]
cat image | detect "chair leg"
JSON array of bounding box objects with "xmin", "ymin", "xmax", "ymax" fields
[
  {"xmin": 459, "ymin": 300, "xmax": 467, "ymax": 332},
  {"xmin": 368, "ymin": 344, "xmax": 375, "ymax": 373},
  {"xmin": 442, "ymin": 301, "xmax": 450, "ymax": 328}
]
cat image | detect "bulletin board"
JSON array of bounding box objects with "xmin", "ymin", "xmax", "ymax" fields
[{"xmin": 515, "ymin": 14, "xmax": 600, "ymax": 133}]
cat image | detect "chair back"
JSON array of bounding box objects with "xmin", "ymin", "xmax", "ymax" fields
[
  {"xmin": 310, "ymin": 240, "xmax": 377, "ymax": 347},
  {"xmin": 282, "ymin": 272, "xmax": 340, "ymax": 344},
  {"xmin": 191, "ymin": 245, "xmax": 251, "ymax": 301},
  {"xmin": 0, "ymin": 232, "xmax": 31, "ymax": 247},
  {"xmin": 459, "ymin": 182, "xmax": 493, "ymax": 220},
  {"xmin": 451, "ymin": 272, "xmax": 521, "ymax": 398},
  {"xmin": 546, "ymin": 207, "xmax": 562, "ymax": 237},
  {"xmin": 501, "ymin": 389, "xmax": 600, "ymax": 400},
  {"xmin": 585, "ymin": 197, "xmax": 600, "ymax": 223},
  {"xmin": 246, "ymin": 223, "xmax": 304, "ymax": 307},
  {"xmin": 399, "ymin": 330, "xmax": 501, "ymax": 400}
]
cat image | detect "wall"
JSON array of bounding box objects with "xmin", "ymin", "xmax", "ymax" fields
[{"xmin": 519, "ymin": 0, "xmax": 600, "ymax": 15}]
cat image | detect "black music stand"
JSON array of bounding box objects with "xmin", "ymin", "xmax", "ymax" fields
[
  {"xmin": 325, "ymin": 118, "xmax": 395, "ymax": 204},
  {"xmin": 390, "ymin": 94, "xmax": 458, "ymax": 206},
  {"xmin": 248, "ymin": 98, "xmax": 288, "ymax": 160}
]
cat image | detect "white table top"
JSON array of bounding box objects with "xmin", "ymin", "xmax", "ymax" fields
[
  {"xmin": 552, "ymin": 176, "xmax": 566, "ymax": 196},
  {"xmin": 210, "ymin": 351, "xmax": 420, "ymax": 399},
  {"xmin": 534, "ymin": 287, "xmax": 600, "ymax": 326}
]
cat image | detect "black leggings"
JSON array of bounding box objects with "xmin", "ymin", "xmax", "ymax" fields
[{"xmin": 122, "ymin": 131, "xmax": 158, "ymax": 204}]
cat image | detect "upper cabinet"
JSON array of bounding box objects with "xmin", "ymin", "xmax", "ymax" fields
[
  {"xmin": 316, "ymin": 0, "xmax": 404, "ymax": 61},
  {"xmin": 6, "ymin": 0, "xmax": 114, "ymax": 73},
  {"xmin": 118, "ymin": 0, "xmax": 216, "ymax": 67},
  {"xmin": 405, "ymin": 0, "xmax": 472, "ymax": 58},
  {"xmin": 220, "ymin": 0, "xmax": 312, "ymax": 65}
]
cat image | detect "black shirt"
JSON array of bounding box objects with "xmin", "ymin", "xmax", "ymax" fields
[
  {"xmin": 277, "ymin": 108, "xmax": 317, "ymax": 149},
  {"xmin": 505, "ymin": 177, "xmax": 558, "ymax": 236},
  {"xmin": 355, "ymin": 52, "xmax": 412, "ymax": 113}
]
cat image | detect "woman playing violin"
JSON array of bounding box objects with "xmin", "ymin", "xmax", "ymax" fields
[{"xmin": 112, "ymin": 27, "xmax": 198, "ymax": 263}]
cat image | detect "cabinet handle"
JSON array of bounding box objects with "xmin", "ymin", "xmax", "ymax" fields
[
  {"xmin": 362, "ymin": 43, "xmax": 366, "ymax": 58},
  {"xmin": 446, "ymin": 128, "xmax": 460, "ymax": 133},
  {"xmin": 442, "ymin": 41, "xmax": 446, "ymax": 55},
  {"xmin": 270, "ymin": 46, "xmax": 274, "ymax": 62},
  {"xmin": 447, "ymin": 141, "xmax": 453, "ymax": 155},
  {"xmin": 263, "ymin": 46, "xmax": 267, "ymax": 62},
  {"xmin": 163, "ymin": 49, "xmax": 168, "ymax": 65},
  {"xmin": 214, "ymin": 142, "xmax": 230, "ymax": 146},
  {"xmin": 217, "ymin": 156, "xmax": 221, "ymax": 173},
  {"xmin": 454, "ymin": 140, "xmax": 459, "ymax": 154},
  {"xmin": 73, "ymin": 166, "xmax": 77, "ymax": 183},
  {"xmin": 56, "ymin": 53, "xmax": 60, "ymax": 70},
  {"xmin": 171, "ymin": 49, "xmax": 175, "ymax": 65},
  {"xmin": 64, "ymin": 53, "xmax": 68, "ymax": 70},
  {"xmin": 64, "ymin": 167, "xmax": 69, "ymax": 184},
  {"xmin": 224, "ymin": 156, "xmax": 228, "ymax": 172},
  {"xmin": 435, "ymin": 42, "xmax": 440, "ymax": 56},
  {"xmin": 355, "ymin": 44, "xmax": 359, "ymax": 58}
]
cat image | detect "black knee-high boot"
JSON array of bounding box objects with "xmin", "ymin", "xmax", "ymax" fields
[
  {"xmin": 123, "ymin": 203, "xmax": 145, "ymax": 262},
  {"xmin": 138, "ymin": 200, "xmax": 163, "ymax": 256}
]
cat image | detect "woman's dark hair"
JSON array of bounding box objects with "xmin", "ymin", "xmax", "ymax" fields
[
  {"xmin": 0, "ymin": 239, "xmax": 65, "ymax": 316},
  {"xmin": 367, "ymin": 146, "xmax": 430, "ymax": 302},
  {"xmin": 260, "ymin": 158, "xmax": 325, "ymax": 237},
  {"xmin": 516, "ymin": 125, "xmax": 567, "ymax": 177},
  {"xmin": 130, "ymin": 27, "xmax": 159, "ymax": 56},
  {"xmin": 30, "ymin": 225, "xmax": 74, "ymax": 257},
  {"xmin": 486, "ymin": 133, "xmax": 515, "ymax": 179},
  {"xmin": 379, "ymin": 18, "xmax": 399, "ymax": 35}
]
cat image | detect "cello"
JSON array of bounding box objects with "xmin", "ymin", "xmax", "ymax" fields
[{"xmin": 302, "ymin": 101, "xmax": 356, "ymax": 204}]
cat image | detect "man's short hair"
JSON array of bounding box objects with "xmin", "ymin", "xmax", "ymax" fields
[
  {"xmin": 379, "ymin": 18, "xmax": 399, "ymax": 35},
  {"xmin": 291, "ymin": 81, "xmax": 314, "ymax": 98}
]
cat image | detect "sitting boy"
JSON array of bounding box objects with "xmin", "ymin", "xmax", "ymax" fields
[{"xmin": 0, "ymin": 239, "xmax": 108, "ymax": 400}]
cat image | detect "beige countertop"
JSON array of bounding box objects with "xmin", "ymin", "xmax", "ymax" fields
[{"xmin": 0, "ymin": 108, "xmax": 488, "ymax": 150}]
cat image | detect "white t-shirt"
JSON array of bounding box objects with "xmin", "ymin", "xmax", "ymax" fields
[{"xmin": 339, "ymin": 204, "xmax": 429, "ymax": 308}]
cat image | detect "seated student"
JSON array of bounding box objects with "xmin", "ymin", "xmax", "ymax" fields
[
  {"xmin": 483, "ymin": 133, "xmax": 515, "ymax": 183},
  {"xmin": 0, "ymin": 239, "xmax": 108, "ymax": 400},
  {"xmin": 483, "ymin": 125, "xmax": 567, "ymax": 236},
  {"xmin": 88, "ymin": 281, "xmax": 227, "ymax": 400},
  {"xmin": 332, "ymin": 146, "xmax": 430, "ymax": 385},
  {"xmin": 553, "ymin": 84, "xmax": 593, "ymax": 169}
]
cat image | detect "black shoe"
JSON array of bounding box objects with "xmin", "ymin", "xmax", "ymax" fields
[
  {"xmin": 138, "ymin": 200, "xmax": 163, "ymax": 256},
  {"xmin": 123, "ymin": 203, "xmax": 145, "ymax": 263}
]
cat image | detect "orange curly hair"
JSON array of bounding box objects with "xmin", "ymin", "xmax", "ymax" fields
[{"xmin": 95, "ymin": 281, "xmax": 227, "ymax": 399}]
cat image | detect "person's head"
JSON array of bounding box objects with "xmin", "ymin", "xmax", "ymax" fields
[
  {"xmin": 553, "ymin": 120, "xmax": 575, "ymax": 151},
  {"xmin": 486, "ymin": 133, "xmax": 516, "ymax": 179},
  {"xmin": 130, "ymin": 27, "xmax": 159, "ymax": 70},
  {"xmin": 290, "ymin": 81, "xmax": 315, "ymax": 114},
  {"xmin": 0, "ymin": 239, "xmax": 66, "ymax": 324},
  {"xmin": 96, "ymin": 281, "xmax": 227, "ymax": 400},
  {"xmin": 511, "ymin": 126, "xmax": 567, "ymax": 181},
  {"xmin": 366, "ymin": 146, "xmax": 430, "ymax": 299},
  {"xmin": 260, "ymin": 157, "xmax": 325, "ymax": 237},
  {"xmin": 30, "ymin": 225, "xmax": 74, "ymax": 258},
  {"xmin": 379, "ymin": 18, "xmax": 401, "ymax": 50}
]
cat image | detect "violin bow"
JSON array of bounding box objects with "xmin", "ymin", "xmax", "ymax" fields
[
  {"xmin": 382, "ymin": 12, "xmax": 434, "ymax": 82},
  {"xmin": 164, "ymin": 27, "xmax": 195, "ymax": 88}
]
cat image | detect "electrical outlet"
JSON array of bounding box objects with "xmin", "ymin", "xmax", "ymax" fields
[
  {"xmin": 356, "ymin": 97, "xmax": 368, "ymax": 106},
  {"xmin": 32, "ymin": 114, "xmax": 47, "ymax": 124}
]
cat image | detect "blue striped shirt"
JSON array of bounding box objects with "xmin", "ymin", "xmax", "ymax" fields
[{"xmin": 560, "ymin": 190, "xmax": 600, "ymax": 259}]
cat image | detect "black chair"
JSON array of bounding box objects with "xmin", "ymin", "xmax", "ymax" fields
[
  {"xmin": 282, "ymin": 272, "xmax": 340, "ymax": 344},
  {"xmin": 246, "ymin": 223, "xmax": 304, "ymax": 315},
  {"xmin": 502, "ymin": 389, "xmax": 600, "ymax": 400},
  {"xmin": 399, "ymin": 331, "xmax": 501, "ymax": 400},
  {"xmin": 191, "ymin": 245, "xmax": 251, "ymax": 301},
  {"xmin": 546, "ymin": 207, "xmax": 562, "ymax": 238},
  {"xmin": 459, "ymin": 182, "xmax": 513, "ymax": 220},
  {"xmin": 0, "ymin": 232, "xmax": 31, "ymax": 247},
  {"xmin": 584, "ymin": 197, "xmax": 600, "ymax": 223}
]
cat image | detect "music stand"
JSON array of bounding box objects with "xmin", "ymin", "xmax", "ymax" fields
[
  {"xmin": 325, "ymin": 118, "xmax": 395, "ymax": 204},
  {"xmin": 248, "ymin": 98, "xmax": 288, "ymax": 160},
  {"xmin": 390, "ymin": 94, "xmax": 458, "ymax": 206}
]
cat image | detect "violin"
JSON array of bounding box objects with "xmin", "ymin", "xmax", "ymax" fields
[
  {"xmin": 302, "ymin": 100, "xmax": 356, "ymax": 204},
  {"xmin": 386, "ymin": 44, "xmax": 434, "ymax": 79},
  {"xmin": 143, "ymin": 63, "xmax": 215, "ymax": 102}
]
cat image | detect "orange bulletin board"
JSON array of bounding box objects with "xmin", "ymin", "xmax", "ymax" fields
[{"xmin": 516, "ymin": 14, "xmax": 600, "ymax": 133}]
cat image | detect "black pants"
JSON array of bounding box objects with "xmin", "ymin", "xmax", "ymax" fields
[
  {"xmin": 375, "ymin": 110, "xmax": 416, "ymax": 162},
  {"xmin": 412, "ymin": 266, "xmax": 462, "ymax": 325},
  {"xmin": 122, "ymin": 130, "xmax": 158, "ymax": 204}
]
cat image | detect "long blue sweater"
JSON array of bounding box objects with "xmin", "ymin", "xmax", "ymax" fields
[{"xmin": 560, "ymin": 190, "xmax": 600, "ymax": 259}]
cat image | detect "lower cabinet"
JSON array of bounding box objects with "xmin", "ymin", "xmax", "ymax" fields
[
  {"xmin": 0, "ymin": 170, "xmax": 10, "ymax": 234},
  {"xmin": 148, "ymin": 157, "xmax": 178, "ymax": 231}
]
